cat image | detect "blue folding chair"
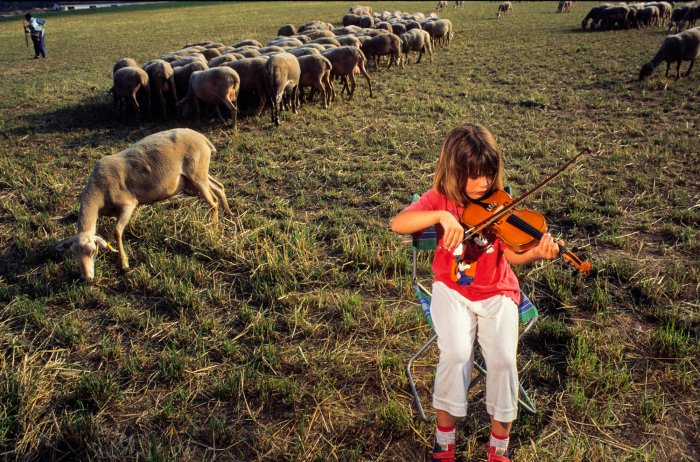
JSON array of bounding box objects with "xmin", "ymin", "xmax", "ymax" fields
[{"xmin": 405, "ymin": 194, "xmax": 538, "ymax": 422}]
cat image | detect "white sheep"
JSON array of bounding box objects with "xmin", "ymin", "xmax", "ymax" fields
[
  {"xmin": 112, "ymin": 57, "xmax": 139, "ymax": 75},
  {"xmin": 56, "ymin": 128, "xmax": 230, "ymax": 280},
  {"xmin": 639, "ymin": 27, "xmax": 700, "ymax": 80},
  {"xmin": 497, "ymin": 1, "xmax": 513, "ymax": 19},
  {"xmin": 264, "ymin": 52, "xmax": 301, "ymax": 126},
  {"xmin": 112, "ymin": 67, "xmax": 150, "ymax": 119},
  {"xmin": 176, "ymin": 67, "xmax": 240, "ymax": 130}
]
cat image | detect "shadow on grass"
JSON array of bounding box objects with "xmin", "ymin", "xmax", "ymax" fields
[{"xmin": 7, "ymin": 94, "xmax": 237, "ymax": 145}]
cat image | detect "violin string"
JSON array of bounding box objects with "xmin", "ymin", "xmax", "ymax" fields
[{"xmin": 506, "ymin": 214, "xmax": 586, "ymax": 267}]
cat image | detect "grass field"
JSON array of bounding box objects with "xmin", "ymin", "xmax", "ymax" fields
[{"xmin": 0, "ymin": 1, "xmax": 698, "ymax": 461}]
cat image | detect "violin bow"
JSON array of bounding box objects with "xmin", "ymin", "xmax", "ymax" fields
[{"xmin": 462, "ymin": 147, "xmax": 592, "ymax": 242}]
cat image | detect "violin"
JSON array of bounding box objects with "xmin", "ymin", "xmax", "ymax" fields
[{"xmin": 459, "ymin": 148, "xmax": 593, "ymax": 276}]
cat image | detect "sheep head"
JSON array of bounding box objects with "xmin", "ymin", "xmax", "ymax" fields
[
  {"xmin": 638, "ymin": 62, "xmax": 655, "ymax": 81},
  {"xmin": 55, "ymin": 233, "xmax": 112, "ymax": 280}
]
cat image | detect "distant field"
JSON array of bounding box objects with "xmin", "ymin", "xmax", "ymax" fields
[{"xmin": 0, "ymin": 1, "xmax": 698, "ymax": 461}]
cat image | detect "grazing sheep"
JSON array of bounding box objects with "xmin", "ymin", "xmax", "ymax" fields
[
  {"xmin": 288, "ymin": 47, "xmax": 321, "ymax": 58},
  {"xmin": 321, "ymin": 46, "xmax": 372, "ymax": 100},
  {"xmin": 639, "ymin": 27, "xmax": 700, "ymax": 80},
  {"xmin": 199, "ymin": 48, "xmax": 222, "ymax": 61},
  {"xmin": 635, "ymin": 6, "xmax": 660, "ymax": 29},
  {"xmin": 349, "ymin": 5, "xmax": 372, "ymax": 16},
  {"xmin": 143, "ymin": 60, "xmax": 178, "ymax": 119},
  {"xmin": 170, "ymin": 54, "xmax": 208, "ymax": 69},
  {"xmin": 332, "ymin": 26, "xmax": 362, "ymax": 36},
  {"xmin": 430, "ymin": 19, "xmax": 454, "ymax": 47},
  {"xmin": 159, "ymin": 53, "xmax": 184, "ymax": 63},
  {"xmin": 289, "ymin": 34, "xmax": 311, "ymax": 44},
  {"xmin": 112, "ymin": 57, "xmax": 139, "ymax": 75},
  {"xmin": 173, "ymin": 61, "xmax": 209, "ymax": 100},
  {"xmin": 264, "ymin": 53, "xmax": 301, "ymax": 126},
  {"xmin": 302, "ymin": 29, "xmax": 336, "ymax": 40},
  {"xmin": 391, "ymin": 22, "xmax": 407, "ymax": 36},
  {"xmin": 400, "ymin": 29, "xmax": 433, "ymax": 64},
  {"xmin": 557, "ymin": 1, "xmax": 573, "ymax": 14},
  {"xmin": 361, "ymin": 33, "xmax": 403, "ymax": 69},
  {"xmin": 207, "ymin": 54, "xmax": 238, "ymax": 68},
  {"xmin": 342, "ymin": 14, "xmax": 369, "ymax": 28},
  {"xmin": 177, "ymin": 67, "xmax": 240, "ymax": 130},
  {"xmin": 679, "ymin": 4, "xmax": 700, "ymax": 31},
  {"xmin": 237, "ymin": 48, "xmax": 262, "ymax": 58},
  {"xmin": 669, "ymin": 5, "xmax": 690, "ymax": 32},
  {"xmin": 375, "ymin": 21, "xmax": 393, "ymax": 33},
  {"xmin": 406, "ymin": 21, "xmax": 422, "ymax": 31},
  {"xmin": 454, "ymin": 1, "xmax": 464, "ymax": 8},
  {"xmin": 232, "ymin": 39, "xmax": 262, "ymax": 48},
  {"xmin": 497, "ymin": 1, "xmax": 513, "ymax": 19},
  {"xmin": 582, "ymin": 4, "xmax": 612, "ymax": 30},
  {"xmin": 596, "ymin": 6, "xmax": 633, "ymax": 30},
  {"xmin": 310, "ymin": 37, "xmax": 341, "ymax": 47},
  {"xmin": 258, "ymin": 45, "xmax": 287, "ymax": 55},
  {"xmin": 224, "ymin": 57, "xmax": 269, "ymax": 116},
  {"xmin": 268, "ymin": 37, "xmax": 304, "ymax": 48},
  {"xmin": 297, "ymin": 54, "xmax": 333, "ymax": 108},
  {"xmin": 437, "ymin": 1, "xmax": 448, "ymax": 12},
  {"xmin": 112, "ymin": 67, "xmax": 150, "ymax": 119},
  {"xmin": 335, "ymin": 35, "xmax": 362, "ymax": 48},
  {"xmin": 649, "ymin": 2, "xmax": 673, "ymax": 27},
  {"xmin": 278, "ymin": 24, "xmax": 296, "ymax": 36},
  {"xmin": 298, "ymin": 21, "xmax": 334, "ymax": 33},
  {"xmin": 56, "ymin": 129, "xmax": 229, "ymax": 280}
]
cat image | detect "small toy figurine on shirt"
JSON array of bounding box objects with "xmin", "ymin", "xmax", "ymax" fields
[{"xmin": 449, "ymin": 235, "xmax": 495, "ymax": 286}]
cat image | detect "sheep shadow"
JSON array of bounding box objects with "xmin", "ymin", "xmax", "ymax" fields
[{"xmin": 10, "ymin": 93, "xmax": 205, "ymax": 144}]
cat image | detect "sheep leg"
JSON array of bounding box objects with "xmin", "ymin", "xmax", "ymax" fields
[
  {"xmin": 684, "ymin": 59, "xmax": 695, "ymax": 77},
  {"xmin": 314, "ymin": 80, "xmax": 327, "ymax": 108},
  {"xmin": 323, "ymin": 72, "xmax": 332, "ymax": 107},
  {"xmin": 292, "ymin": 85, "xmax": 299, "ymax": 114},
  {"xmin": 221, "ymin": 96, "xmax": 238, "ymax": 131},
  {"xmin": 208, "ymin": 175, "xmax": 230, "ymax": 215},
  {"xmin": 339, "ymin": 75, "xmax": 349, "ymax": 96},
  {"xmin": 358, "ymin": 60, "xmax": 372, "ymax": 98},
  {"xmin": 665, "ymin": 62, "xmax": 671, "ymax": 78},
  {"xmin": 190, "ymin": 176, "xmax": 220, "ymax": 224},
  {"xmin": 347, "ymin": 73, "xmax": 356, "ymax": 100},
  {"xmin": 130, "ymin": 89, "xmax": 141, "ymax": 115},
  {"xmin": 114, "ymin": 202, "xmax": 137, "ymax": 271},
  {"xmin": 675, "ymin": 61, "xmax": 682, "ymax": 79}
]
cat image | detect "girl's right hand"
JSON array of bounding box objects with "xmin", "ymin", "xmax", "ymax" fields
[{"xmin": 439, "ymin": 211, "xmax": 464, "ymax": 252}]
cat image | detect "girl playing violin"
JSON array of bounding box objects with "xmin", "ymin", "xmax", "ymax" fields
[{"xmin": 391, "ymin": 123, "xmax": 562, "ymax": 462}]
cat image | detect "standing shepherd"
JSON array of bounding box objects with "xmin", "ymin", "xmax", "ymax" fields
[{"xmin": 24, "ymin": 13, "xmax": 47, "ymax": 59}]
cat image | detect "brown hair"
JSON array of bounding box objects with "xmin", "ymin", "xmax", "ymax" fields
[{"xmin": 433, "ymin": 123, "xmax": 504, "ymax": 206}]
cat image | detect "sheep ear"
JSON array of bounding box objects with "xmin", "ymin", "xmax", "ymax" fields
[{"xmin": 55, "ymin": 236, "xmax": 76, "ymax": 251}]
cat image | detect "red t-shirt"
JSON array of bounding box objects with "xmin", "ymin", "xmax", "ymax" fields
[{"xmin": 403, "ymin": 188, "xmax": 521, "ymax": 304}]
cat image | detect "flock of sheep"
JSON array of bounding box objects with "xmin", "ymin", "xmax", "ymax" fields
[
  {"xmin": 64, "ymin": 6, "xmax": 456, "ymax": 279},
  {"xmin": 576, "ymin": 3, "xmax": 700, "ymax": 81},
  {"xmin": 581, "ymin": 2, "xmax": 698, "ymax": 31},
  {"xmin": 61, "ymin": 3, "xmax": 698, "ymax": 280},
  {"xmin": 109, "ymin": 5, "xmax": 454, "ymax": 130}
]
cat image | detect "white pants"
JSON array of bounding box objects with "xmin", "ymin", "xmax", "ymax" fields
[{"xmin": 430, "ymin": 282, "xmax": 519, "ymax": 422}]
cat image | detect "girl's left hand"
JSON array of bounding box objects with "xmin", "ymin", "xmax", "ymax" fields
[{"xmin": 533, "ymin": 233, "xmax": 563, "ymax": 260}]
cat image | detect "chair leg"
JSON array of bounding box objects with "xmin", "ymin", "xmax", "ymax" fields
[{"xmin": 406, "ymin": 333, "xmax": 438, "ymax": 423}]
